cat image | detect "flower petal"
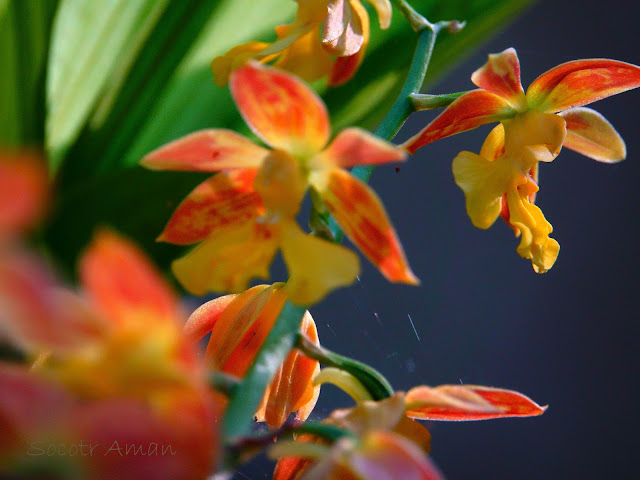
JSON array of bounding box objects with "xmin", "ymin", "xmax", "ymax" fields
[
  {"xmin": 402, "ymin": 90, "xmax": 515, "ymax": 154},
  {"xmin": 471, "ymin": 48, "xmax": 526, "ymax": 109},
  {"xmin": 526, "ymin": 58, "xmax": 640, "ymax": 112},
  {"xmin": 452, "ymin": 150, "xmax": 514, "ymax": 229},
  {"xmin": 311, "ymin": 168, "xmax": 418, "ymax": 285},
  {"xmin": 230, "ymin": 62, "xmax": 330, "ymax": 156},
  {"xmin": 405, "ymin": 384, "xmax": 546, "ymax": 421},
  {"xmin": 323, "ymin": 0, "xmax": 365, "ymax": 56},
  {"xmin": 273, "ymin": 26, "xmax": 335, "ymax": 84},
  {"xmin": 367, "ymin": 0, "xmax": 392, "ymax": 29},
  {"xmin": 140, "ymin": 130, "xmax": 268, "ymax": 172},
  {"xmin": 0, "ymin": 151, "xmax": 49, "ymax": 237},
  {"xmin": 281, "ymin": 220, "xmax": 359, "ymax": 306},
  {"xmin": 80, "ymin": 229, "xmax": 180, "ymax": 324},
  {"xmin": 183, "ymin": 294, "xmax": 238, "ymax": 342},
  {"xmin": 172, "ymin": 221, "xmax": 280, "ymax": 296},
  {"xmin": 158, "ymin": 169, "xmax": 262, "ymax": 245},
  {"xmin": 351, "ymin": 431, "xmax": 446, "ymax": 480},
  {"xmin": 211, "ymin": 41, "xmax": 272, "ymax": 87},
  {"xmin": 328, "ymin": 1, "xmax": 370, "ymax": 86},
  {"xmin": 560, "ymin": 107, "xmax": 626, "ymax": 163},
  {"xmin": 313, "ymin": 128, "xmax": 406, "ymax": 169}
]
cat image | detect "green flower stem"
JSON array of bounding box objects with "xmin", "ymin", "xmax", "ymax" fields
[
  {"xmin": 410, "ymin": 91, "xmax": 468, "ymax": 110},
  {"xmin": 208, "ymin": 371, "xmax": 241, "ymax": 397},
  {"xmin": 328, "ymin": 18, "xmax": 462, "ymax": 240},
  {"xmin": 295, "ymin": 333, "xmax": 394, "ymax": 401}
]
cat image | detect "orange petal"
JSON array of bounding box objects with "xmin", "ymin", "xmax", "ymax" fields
[
  {"xmin": 273, "ymin": 455, "xmax": 314, "ymax": 480},
  {"xmin": 140, "ymin": 130, "xmax": 269, "ymax": 171},
  {"xmin": 313, "ymin": 128, "xmax": 406, "ymax": 168},
  {"xmin": 351, "ymin": 431, "xmax": 445, "ymax": 480},
  {"xmin": 230, "ymin": 62, "xmax": 330, "ymax": 156},
  {"xmin": 158, "ymin": 169, "xmax": 262, "ymax": 245},
  {"xmin": 560, "ymin": 107, "xmax": 626, "ymax": 163},
  {"xmin": 526, "ymin": 58, "xmax": 640, "ymax": 112},
  {"xmin": 273, "ymin": 26, "xmax": 335, "ymax": 84},
  {"xmin": 183, "ymin": 294, "xmax": 238, "ymax": 342},
  {"xmin": 0, "ymin": 150, "xmax": 49, "ymax": 237},
  {"xmin": 80, "ymin": 229, "xmax": 179, "ymax": 325},
  {"xmin": 405, "ymin": 384, "xmax": 546, "ymax": 421},
  {"xmin": 402, "ymin": 90, "xmax": 515, "ymax": 154},
  {"xmin": 172, "ymin": 221, "xmax": 280, "ymax": 296},
  {"xmin": 323, "ymin": 0, "xmax": 365, "ymax": 57},
  {"xmin": 281, "ymin": 220, "xmax": 360, "ymax": 306},
  {"xmin": 328, "ymin": 0, "xmax": 370, "ymax": 86},
  {"xmin": 471, "ymin": 48, "xmax": 526, "ymax": 109},
  {"xmin": 311, "ymin": 168, "xmax": 418, "ymax": 285}
]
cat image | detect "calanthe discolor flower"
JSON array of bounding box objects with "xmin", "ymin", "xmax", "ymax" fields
[
  {"xmin": 143, "ymin": 61, "xmax": 416, "ymax": 305},
  {"xmin": 211, "ymin": 0, "xmax": 392, "ymax": 86},
  {"xmin": 403, "ymin": 48, "xmax": 640, "ymax": 272},
  {"xmin": 184, "ymin": 284, "xmax": 321, "ymax": 429}
]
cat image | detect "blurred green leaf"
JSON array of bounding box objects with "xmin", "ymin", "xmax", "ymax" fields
[
  {"xmin": 0, "ymin": 0, "xmax": 58, "ymax": 147},
  {"xmin": 43, "ymin": 0, "xmax": 532, "ymax": 274}
]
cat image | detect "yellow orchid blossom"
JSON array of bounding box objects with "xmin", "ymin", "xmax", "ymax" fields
[
  {"xmin": 404, "ymin": 48, "xmax": 640, "ymax": 272},
  {"xmin": 211, "ymin": 0, "xmax": 392, "ymax": 87}
]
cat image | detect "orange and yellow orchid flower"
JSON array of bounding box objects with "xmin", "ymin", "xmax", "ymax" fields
[
  {"xmin": 184, "ymin": 284, "xmax": 321, "ymax": 429},
  {"xmin": 0, "ymin": 230, "xmax": 219, "ymax": 479},
  {"xmin": 142, "ymin": 61, "xmax": 416, "ymax": 306},
  {"xmin": 403, "ymin": 48, "xmax": 640, "ymax": 272},
  {"xmin": 211, "ymin": 0, "xmax": 392, "ymax": 86},
  {"xmin": 272, "ymin": 394, "xmax": 441, "ymax": 480}
]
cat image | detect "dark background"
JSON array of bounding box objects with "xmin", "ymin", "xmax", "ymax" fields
[{"xmin": 242, "ymin": 0, "xmax": 640, "ymax": 478}]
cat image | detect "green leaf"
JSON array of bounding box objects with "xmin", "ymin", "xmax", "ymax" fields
[
  {"xmin": 0, "ymin": 0, "xmax": 58, "ymax": 147},
  {"xmin": 43, "ymin": 0, "xmax": 532, "ymax": 273}
]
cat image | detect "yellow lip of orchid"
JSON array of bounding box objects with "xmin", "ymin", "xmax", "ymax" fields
[
  {"xmin": 402, "ymin": 48, "xmax": 640, "ymax": 273},
  {"xmin": 211, "ymin": 0, "xmax": 392, "ymax": 87},
  {"xmin": 142, "ymin": 61, "xmax": 415, "ymax": 306}
]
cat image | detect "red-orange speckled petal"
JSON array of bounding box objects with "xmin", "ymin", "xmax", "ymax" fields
[
  {"xmin": 471, "ymin": 48, "xmax": 526, "ymax": 109},
  {"xmin": 405, "ymin": 384, "xmax": 546, "ymax": 421},
  {"xmin": 526, "ymin": 58, "xmax": 640, "ymax": 113},
  {"xmin": 141, "ymin": 129, "xmax": 268, "ymax": 172},
  {"xmin": 314, "ymin": 127, "xmax": 406, "ymax": 168},
  {"xmin": 402, "ymin": 90, "xmax": 515, "ymax": 154},
  {"xmin": 311, "ymin": 168, "xmax": 418, "ymax": 285},
  {"xmin": 158, "ymin": 169, "xmax": 262, "ymax": 245},
  {"xmin": 230, "ymin": 62, "xmax": 330, "ymax": 156}
]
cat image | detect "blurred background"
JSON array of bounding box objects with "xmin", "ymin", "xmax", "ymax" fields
[{"xmin": 278, "ymin": 0, "xmax": 640, "ymax": 479}]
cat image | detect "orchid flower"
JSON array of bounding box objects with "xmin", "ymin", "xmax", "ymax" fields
[
  {"xmin": 0, "ymin": 230, "xmax": 219, "ymax": 479},
  {"xmin": 211, "ymin": 0, "xmax": 392, "ymax": 86},
  {"xmin": 142, "ymin": 61, "xmax": 416, "ymax": 306},
  {"xmin": 403, "ymin": 48, "xmax": 640, "ymax": 272},
  {"xmin": 185, "ymin": 284, "xmax": 321, "ymax": 429}
]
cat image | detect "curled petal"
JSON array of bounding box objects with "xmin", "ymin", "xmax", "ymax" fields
[
  {"xmin": 281, "ymin": 220, "xmax": 360, "ymax": 306},
  {"xmin": 273, "ymin": 26, "xmax": 335, "ymax": 84},
  {"xmin": 402, "ymin": 90, "xmax": 515, "ymax": 154},
  {"xmin": 526, "ymin": 58, "xmax": 640, "ymax": 112},
  {"xmin": 210, "ymin": 41, "xmax": 272, "ymax": 86},
  {"xmin": 328, "ymin": 1, "xmax": 370, "ymax": 86},
  {"xmin": 367, "ymin": 0, "xmax": 392, "ymax": 29},
  {"xmin": 405, "ymin": 384, "xmax": 546, "ymax": 421},
  {"xmin": 80, "ymin": 229, "xmax": 180, "ymax": 325},
  {"xmin": 141, "ymin": 130, "xmax": 268, "ymax": 172},
  {"xmin": 323, "ymin": 0, "xmax": 365, "ymax": 56},
  {"xmin": 560, "ymin": 107, "xmax": 626, "ymax": 162},
  {"xmin": 313, "ymin": 128, "xmax": 406, "ymax": 169},
  {"xmin": 503, "ymin": 110, "xmax": 567, "ymax": 156},
  {"xmin": 471, "ymin": 48, "xmax": 526, "ymax": 109},
  {"xmin": 479, "ymin": 124, "xmax": 506, "ymax": 160},
  {"xmin": 158, "ymin": 170, "xmax": 262, "ymax": 245},
  {"xmin": 230, "ymin": 62, "xmax": 330, "ymax": 156},
  {"xmin": 172, "ymin": 221, "xmax": 279, "ymax": 296},
  {"xmin": 183, "ymin": 294, "xmax": 238, "ymax": 342},
  {"xmin": 311, "ymin": 168, "xmax": 418, "ymax": 285}
]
